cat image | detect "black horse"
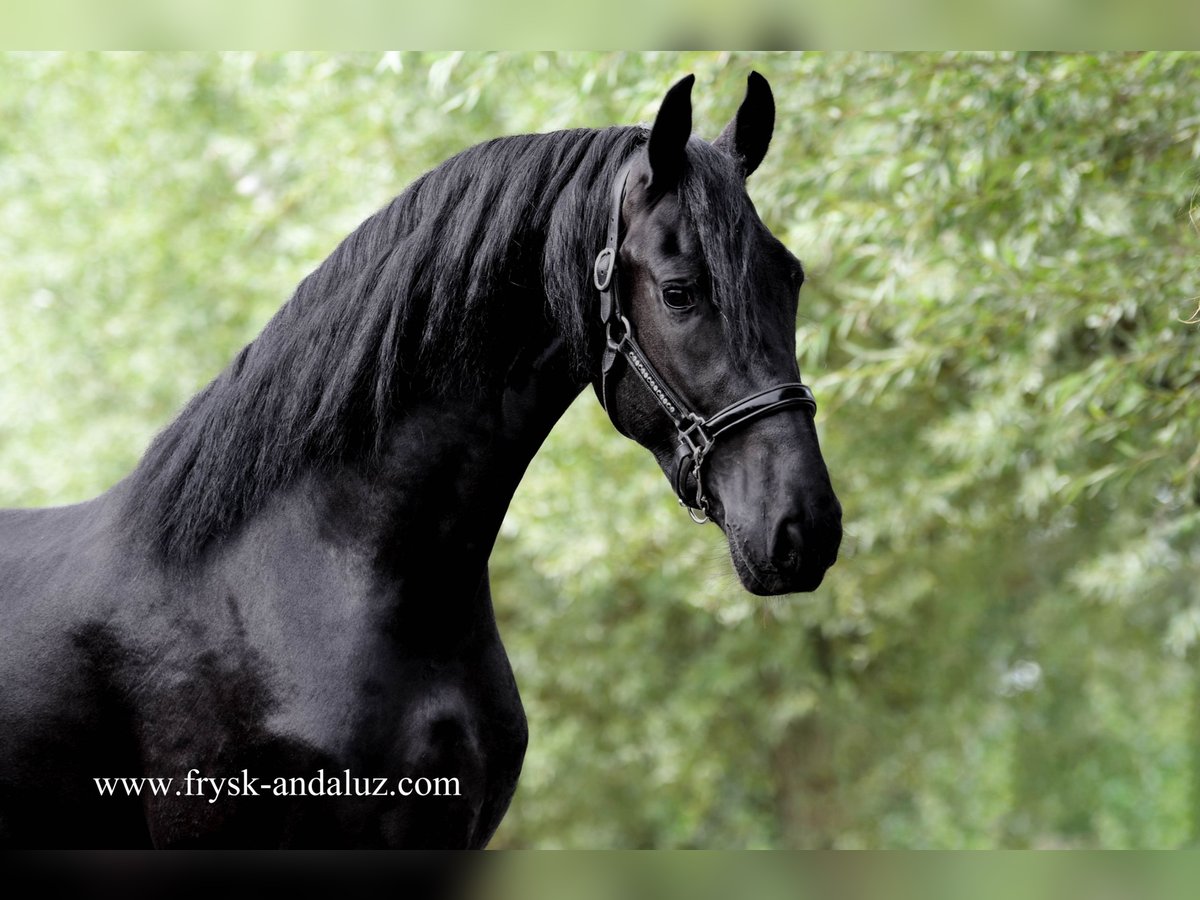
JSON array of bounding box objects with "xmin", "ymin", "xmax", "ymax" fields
[{"xmin": 0, "ymin": 72, "xmax": 841, "ymax": 847}]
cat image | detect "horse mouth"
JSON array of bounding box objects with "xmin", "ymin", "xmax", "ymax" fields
[{"xmin": 724, "ymin": 531, "xmax": 829, "ymax": 596}]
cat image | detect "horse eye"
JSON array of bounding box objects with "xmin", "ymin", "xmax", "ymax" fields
[{"xmin": 661, "ymin": 287, "xmax": 694, "ymax": 311}]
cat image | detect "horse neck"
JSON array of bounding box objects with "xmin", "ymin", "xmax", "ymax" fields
[{"xmin": 312, "ymin": 337, "xmax": 586, "ymax": 592}]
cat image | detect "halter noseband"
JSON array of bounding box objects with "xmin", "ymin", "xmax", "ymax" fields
[{"xmin": 594, "ymin": 161, "xmax": 818, "ymax": 524}]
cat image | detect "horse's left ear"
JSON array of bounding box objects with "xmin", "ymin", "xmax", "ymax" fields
[
  {"xmin": 713, "ymin": 71, "xmax": 775, "ymax": 178},
  {"xmin": 647, "ymin": 74, "xmax": 695, "ymax": 192}
]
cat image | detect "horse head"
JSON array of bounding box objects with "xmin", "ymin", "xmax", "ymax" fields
[{"xmin": 594, "ymin": 73, "xmax": 843, "ymax": 594}]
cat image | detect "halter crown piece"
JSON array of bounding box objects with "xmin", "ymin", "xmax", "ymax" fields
[{"xmin": 594, "ymin": 161, "xmax": 818, "ymax": 525}]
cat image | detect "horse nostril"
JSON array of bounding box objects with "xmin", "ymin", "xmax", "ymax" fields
[{"xmin": 771, "ymin": 515, "xmax": 806, "ymax": 567}]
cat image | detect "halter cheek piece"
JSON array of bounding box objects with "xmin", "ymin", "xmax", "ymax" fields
[{"xmin": 594, "ymin": 162, "xmax": 817, "ymax": 524}]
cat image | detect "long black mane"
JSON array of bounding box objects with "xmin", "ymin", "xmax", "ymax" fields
[{"xmin": 125, "ymin": 125, "xmax": 763, "ymax": 564}]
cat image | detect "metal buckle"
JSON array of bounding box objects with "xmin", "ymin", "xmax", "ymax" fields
[
  {"xmin": 593, "ymin": 248, "xmax": 615, "ymax": 291},
  {"xmin": 678, "ymin": 417, "xmax": 713, "ymax": 459}
]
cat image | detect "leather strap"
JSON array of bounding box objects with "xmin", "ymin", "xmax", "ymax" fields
[{"xmin": 705, "ymin": 383, "xmax": 816, "ymax": 437}]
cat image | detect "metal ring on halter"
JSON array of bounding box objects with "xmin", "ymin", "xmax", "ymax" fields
[
  {"xmin": 676, "ymin": 441, "xmax": 712, "ymax": 524},
  {"xmin": 606, "ymin": 314, "xmax": 632, "ymax": 351},
  {"xmin": 683, "ymin": 472, "xmax": 711, "ymax": 524}
]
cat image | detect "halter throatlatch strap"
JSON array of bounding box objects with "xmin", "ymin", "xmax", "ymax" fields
[{"xmin": 593, "ymin": 161, "xmax": 817, "ymax": 524}]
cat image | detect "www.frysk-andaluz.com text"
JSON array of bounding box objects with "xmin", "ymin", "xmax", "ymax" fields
[{"xmin": 94, "ymin": 769, "xmax": 462, "ymax": 803}]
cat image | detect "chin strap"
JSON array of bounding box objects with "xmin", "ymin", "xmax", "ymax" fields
[{"xmin": 594, "ymin": 162, "xmax": 817, "ymax": 524}]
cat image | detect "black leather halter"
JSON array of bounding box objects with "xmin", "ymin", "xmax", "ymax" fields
[{"xmin": 594, "ymin": 161, "xmax": 818, "ymax": 524}]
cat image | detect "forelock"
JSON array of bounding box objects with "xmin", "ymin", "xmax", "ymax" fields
[{"xmin": 676, "ymin": 138, "xmax": 765, "ymax": 364}]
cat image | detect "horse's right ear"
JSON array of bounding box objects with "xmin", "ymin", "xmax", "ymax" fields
[{"xmin": 647, "ymin": 74, "xmax": 695, "ymax": 192}]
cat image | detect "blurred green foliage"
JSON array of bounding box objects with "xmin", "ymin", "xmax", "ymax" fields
[{"xmin": 1, "ymin": 52, "xmax": 1199, "ymax": 848}]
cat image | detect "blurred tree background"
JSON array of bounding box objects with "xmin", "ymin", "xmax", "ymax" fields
[{"xmin": 1, "ymin": 51, "xmax": 1199, "ymax": 847}]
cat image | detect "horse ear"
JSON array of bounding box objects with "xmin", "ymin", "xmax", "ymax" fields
[
  {"xmin": 647, "ymin": 74, "xmax": 695, "ymax": 192},
  {"xmin": 713, "ymin": 71, "xmax": 775, "ymax": 178}
]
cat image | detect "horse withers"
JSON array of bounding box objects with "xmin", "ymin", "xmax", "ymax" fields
[{"xmin": 0, "ymin": 72, "xmax": 841, "ymax": 847}]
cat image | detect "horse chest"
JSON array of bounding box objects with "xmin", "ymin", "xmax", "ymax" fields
[{"xmin": 120, "ymin": 578, "xmax": 525, "ymax": 847}]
